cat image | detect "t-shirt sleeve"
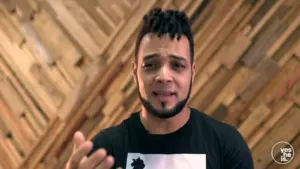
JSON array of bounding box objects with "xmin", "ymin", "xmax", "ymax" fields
[{"xmin": 222, "ymin": 125, "xmax": 254, "ymax": 169}]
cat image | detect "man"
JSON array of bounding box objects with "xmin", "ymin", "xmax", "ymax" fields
[{"xmin": 66, "ymin": 8, "xmax": 254, "ymax": 169}]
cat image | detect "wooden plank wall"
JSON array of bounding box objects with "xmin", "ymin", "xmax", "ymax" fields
[{"xmin": 0, "ymin": 0, "xmax": 299, "ymax": 169}]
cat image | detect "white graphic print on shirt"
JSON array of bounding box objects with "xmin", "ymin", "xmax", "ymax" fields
[{"xmin": 126, "ymin": 153, "xmax": 206, "ymax": 169}]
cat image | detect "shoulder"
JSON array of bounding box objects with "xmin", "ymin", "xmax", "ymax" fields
[
  {"xmin": 191, "ymin": 108, "xmax": 254, "ymax": 168},
  {"xmin": 89, "ymin": 113, "xmax": 137, "ymax": 155},
  {"xmin": 91, "ymin": 123, "xmax": 126, "ymax": 144},
  {"xmin": 88, "ymin": 124, "xmax": 124, "ymax": 155},
  {"xmin": 191, "ymin": 108, "xmax": 240, "ymax": 139}
]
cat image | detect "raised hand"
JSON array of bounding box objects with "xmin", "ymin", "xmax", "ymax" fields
[{"xmin": 66, "ymin": 131, "xmax": 122, "ymax": 169}]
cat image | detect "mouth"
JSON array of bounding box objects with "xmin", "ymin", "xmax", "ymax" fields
[
  {"xmin": 152, "ymin": 91, "xmax": 176, "ymax": 96},
  {"xmin": 152, "ymin": 91, "xmax": 176, "ymax": 102}
]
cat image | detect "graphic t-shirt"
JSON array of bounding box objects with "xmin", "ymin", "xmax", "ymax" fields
[{"xmin": 89, "ymin": 108, "xmax": 254, "ymax": 169}]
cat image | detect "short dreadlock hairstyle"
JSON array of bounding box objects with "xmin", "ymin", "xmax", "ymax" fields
[{"xmin": 135, "ymin": 8, "xmax": 194, "ymax": 65}]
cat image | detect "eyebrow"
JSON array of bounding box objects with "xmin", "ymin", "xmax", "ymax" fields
[
  {"xmin": 143, "ymin": 54, "xmax": 160, "ymax": 61},
  {"xmin": 169, "ymin": 54, "xmax": 187, "ymax": 62},
  {"xmin": 143, "ymin": 54, "xmax": 187, "ymax": 62}
]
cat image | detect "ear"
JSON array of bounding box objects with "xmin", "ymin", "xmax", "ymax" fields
[
  {"xmin": 191, "ymin": 63, "xmax": 195, "ymax": 83},
  {"xmin": 132, "ymin": 60, "xmax": 137, "ymax": 84}
]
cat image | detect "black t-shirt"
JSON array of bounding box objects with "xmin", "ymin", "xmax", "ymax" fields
[{"xmin": 89, "ymin": 108, "xmax": 254, "ymax": 169}]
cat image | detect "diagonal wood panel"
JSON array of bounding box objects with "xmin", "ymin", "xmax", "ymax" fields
[{"xmin": 0, "ymin": 0, "xmax": 299, "ymax": 169}]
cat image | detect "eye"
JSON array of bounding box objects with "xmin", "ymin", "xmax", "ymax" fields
[
  {"xmin": 143, "ymin": 63, "xmax": 156, "ymax": 68},
  {"xmin": 173, "ymin": 63, "xmax": 185, "ymax": 69}
]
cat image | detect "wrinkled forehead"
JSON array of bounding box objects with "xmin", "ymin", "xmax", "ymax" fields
[{"xmin": 139, "ymin": 33, "xmax": 190, "ymax": 61}]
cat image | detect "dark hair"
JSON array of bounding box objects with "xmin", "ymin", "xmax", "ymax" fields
[{"xmin": 135, "ymin": 8, "xmax": 194, "ymax": 65}]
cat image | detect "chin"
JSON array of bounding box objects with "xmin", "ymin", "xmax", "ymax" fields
[
  {"xmin": 147, "ymin": 103, "xmax": 184, "ymax": 119},
  {"xmin": 154, "ymin": 102, "xmax": 176, "ymax": 109},
  {"xmin": 139, "ymin": 93, "xmax": 189, "ymax": 119}
]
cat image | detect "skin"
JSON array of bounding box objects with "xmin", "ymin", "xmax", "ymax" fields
[
  {"xmin": 66, "ymin": 132, "xmax": 120, "ymax": 169},
  {"xmin": 66, "ymin": 33, "xmax": 195, "ymax": 169},
  {"xmin": 133, "ymin": 33, "xmax": 195, "ymax": 134}
]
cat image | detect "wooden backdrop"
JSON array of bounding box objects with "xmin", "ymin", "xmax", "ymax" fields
[{"xmin": 0, "ymin": 0, "xmax": 299, "ymax": 169}]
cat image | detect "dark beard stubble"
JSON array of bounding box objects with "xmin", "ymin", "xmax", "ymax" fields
[{"xmin": 136, "ymin": 75, "xmax": 192, "ymax": 119}]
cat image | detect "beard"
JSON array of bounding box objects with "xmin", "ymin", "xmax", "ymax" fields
[{"xmin": 136, "ymin": 76, "xmax": 192, "ymax": 119}]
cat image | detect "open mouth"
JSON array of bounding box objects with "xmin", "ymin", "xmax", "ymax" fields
[{"xmin": 152, "ymin": 91, "xmax": 176, "ymax": 102}]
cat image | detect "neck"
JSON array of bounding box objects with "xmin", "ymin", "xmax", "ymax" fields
[{"xmin": 140, "ymin": 106, "xmax": 191, "ymax": 135}]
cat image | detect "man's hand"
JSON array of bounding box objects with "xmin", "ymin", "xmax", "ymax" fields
[{"xmin": 66, "ymin": 131, "xmax": 122, "ymax": 169}]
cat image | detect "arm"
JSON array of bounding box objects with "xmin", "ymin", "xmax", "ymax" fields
[{"xmin": 222, "ymin": 125, "xmax": 254, "ymax": 169}]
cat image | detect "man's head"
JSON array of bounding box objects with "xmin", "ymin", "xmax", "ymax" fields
[{"xmin": 133, "ymin": 8, "xmax": 195, "ymax": 119}]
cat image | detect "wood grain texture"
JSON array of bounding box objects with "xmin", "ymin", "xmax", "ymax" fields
[
  {"xmin": 0, "ymin": 0, "xmax": 300, "ymax": 169},
  {"xmin": 252, "ymin": 105, "xmax": 300, "ymax": 169}
]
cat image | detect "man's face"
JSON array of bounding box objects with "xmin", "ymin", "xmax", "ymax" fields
[{"xmin": 133, "ymin": 33, "xmax": 195, "ymax": 119}]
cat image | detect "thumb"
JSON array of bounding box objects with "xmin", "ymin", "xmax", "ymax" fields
[{"xmin": 72, "ymin": 131, "xmax": 86, "ymax": 152}]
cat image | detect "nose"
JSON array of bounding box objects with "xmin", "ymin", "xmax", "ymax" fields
[{"xmin": 155, "ymin": 66, "xmax": 173, "ymax": 83}]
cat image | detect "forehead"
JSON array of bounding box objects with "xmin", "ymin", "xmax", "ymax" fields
[{"xmin": 139, "ymin": 33, "xmax": 190, "ymax": 61}]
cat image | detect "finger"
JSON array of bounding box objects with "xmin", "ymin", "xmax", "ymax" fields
[
  {"xmin": 73, "ymin": 131, "xmax": 86, "ymax": 152},
  {"xmin": 69, "ymin": 141, "xmax": 93, "ymax": 169},
  {"xmin": 80, "ymin": 148, "xmax": 107, "ymax": 169},
  {"xmin": 95, "ymin": 155, "xmax": 115, "ymax": 169}
]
